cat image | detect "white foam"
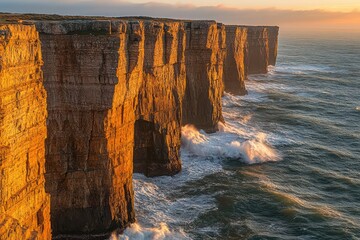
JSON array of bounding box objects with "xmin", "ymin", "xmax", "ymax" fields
[
  {"xmin": 118, "ymin": 89, "xmax": 282, "ymax": 240},
  {"xmin": 182, "ymin": 124, "xmax": 280, "ymax": 164},
  {"xmin": 275, "ymin": 64, "xmax": 333, "ymax": 75},
  {"xmin": 115, "ymin": 223, "xmax": 189, "ymax": 240}
]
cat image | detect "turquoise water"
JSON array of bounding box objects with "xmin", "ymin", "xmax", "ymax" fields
[{"xmin": 120, "ymin": 32, "xmax": 360, "ymax": 239}]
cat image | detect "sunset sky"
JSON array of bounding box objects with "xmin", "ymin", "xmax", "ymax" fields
[{"xmin": 1, "ymin": 0, "xmax": 360, "ymax": 31}]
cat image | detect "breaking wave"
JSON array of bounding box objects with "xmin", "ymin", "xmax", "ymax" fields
[
  {"xmin": 118, "ymin": 91, "xmax": 282, "ymax": 239},
  {"xmin": 116, "ymin": 223, "xmax": 188, "ymax": 240},
  {"xmin": 181, "ymin": 124, "xmax": 280, "ymax": 164}
]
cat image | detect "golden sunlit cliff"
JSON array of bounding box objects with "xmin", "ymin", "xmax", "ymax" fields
[{"xmin": 0, "ymin": 15, "xmax": 278, "ymax": 239}]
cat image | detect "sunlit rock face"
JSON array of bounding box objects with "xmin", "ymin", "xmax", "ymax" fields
[
  {"xmin": 134, "ymin": 21, "xmax": 186, "ymax": 177},
  {"xmin": 246, "ymin": 26, "xmax": 279, "ymax": 74},
  {"xmin": 0, "ymin": 16, "xmax": 279, "ymax": 239},
  {"xmin": 38, "ymin": 20, "xmax": 141, "ymax": 236},
  {"xmin": 182, "ymin": 21, "xmax": 226, "ymax": 133},
  {"xmin": 0, "ymin": 24, "xmax": 51, "ymax": 240},
  {"xmin": 267, "ymin": 26, "xmax": 280, "ymax": 66},
  {"xmin": 246, "ymin": 26, "xmax": 269, "ymax": 74},
  {"xmin": 223, "ymin": 26, "xmax": 248, "ymax": 95}
]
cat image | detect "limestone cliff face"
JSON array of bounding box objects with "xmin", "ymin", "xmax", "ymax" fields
[
  {"xmin": 37, "ymin": 20, "xmax": 141, "ymax": 235},
  {"xmin": 223, "ymin": 26, "xmax": 248, "ymax": 95},
  {"xmin": 134, "ymin": 21, "xmax": 186, "ymax": 177},
  {"xmin": 246, "ymin": 26, "xmax": 279, "ymax": 74},
  {"xmin": 0, "ymin": 24, "xmax": 51, "ymax": 240},
  {"xmin": 0, "ymin": 16, "xmax": 279, "ymax": 239},
  {"xmin": 246, "ymin": 26, "xmax": 269, "ymax": 74},
  {"xmin": 267, "ymin": 26, "xmax": 279, "ymax": 66},
  {"xmin": 182, "ymin": 21, "xmax": 226, "ymax": 132}
]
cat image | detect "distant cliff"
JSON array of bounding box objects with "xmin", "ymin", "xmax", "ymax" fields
[
  {"xmin": 0, "ymin": 15, "xmax": 278, "ymax": 239},
  {"xmin": 223, "ymin": 25, "xmax": 279, "ymax": 95},
  {"xmin": 247, "ymin": 26, "xmax": 279, "ymax": 74}
]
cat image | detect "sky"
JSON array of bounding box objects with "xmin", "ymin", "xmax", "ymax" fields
[{"xmin": 1, "ymin": 0, "xmax": 360, "ymax": 31}]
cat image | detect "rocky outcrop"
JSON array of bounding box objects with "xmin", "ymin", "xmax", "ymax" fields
[
  {"xmin": 182, "ymin": 21, "xmax": 226, "ymax": 133},
  {"xmin": 38, "ymin": 20, "xmax": 141, "ymax": 236},
  {"xmin": 0, "ymin": 15, "xmax": 279, "ymax": 239},
  {"xmin": 223, "ymin": 26, "xmax": 248, "ymax": 95},
  {"xmin": 134, "ymin": 21, "xmax": 186, "ymax": 177},
  {"xmin": 223, "ymin": 26, "xmax": 279, "ymax": 93},
  {"xmin": 246, "ymin": 26, "xmax": 279, "ymax": 74},
  {"xmin": 37, "ymin": 19, "xmax": 187, "ymax": 236},
  {"xmin": 246, "ymin": 26, "xmax": 269, "ymax": 74},
  {"xmin": 0, "ymin": 24, "xmax": 51, "ymax": 240},
  {"xmin": 267, "ymin": 26, "xmax": 279, "ymax": 66}
]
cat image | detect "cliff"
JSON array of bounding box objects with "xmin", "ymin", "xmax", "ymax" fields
[
  {"xmin": 0, "ymin": 24, "xmax": 51, "ymax": 240},
  {"xmin": 246, "ymin": 26, "xmax": 279, "ymax": 74},
  {"xmin": 182, "ymin": 21, "xmax": 226, "ymax": 133},
  {"xmin": 267, "ymin": 26, "xmax": 279, "ymax": 66},
  {"xmin": 223, "ymin": 26, "xmax": 248, "ymax": 95},
  {"xmin": 223, "ymin": 25, "xmax": 279, "ymax": 95},
  {"xmin": 134, "ymin": 21, "xmax": 186, "ymax": 177},
  {"xmin": 38, "ymin": 20, "xmax": 140, "ymax": 236},
  {"xmin": 37, "ymin": 19, "xmax": 187, "ymax": 236},
  {"xmin": 0, "ymin": 15, "xmax": 279, "ymax": 239}
]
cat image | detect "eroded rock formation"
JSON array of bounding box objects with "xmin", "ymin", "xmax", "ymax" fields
[
  {"xmin": 134, "ymin": 21, "xmax": 186, "ymax": 177},
  {"xmin": 246, "ymin": 26, "xmax": 279, "ymax": 74},
  {"xmin": 222, "ymin": 25, "xmax": 279, "ymax": 95},
  {"xmin": 0, "ymin": 24, "xmax": 51, "ymax": 240},
  {"xmin": 0, "ymin": 15, "xmax": 279, "ymax": 239},
  {"xmin": 267, "ymin": 26, "xmax": 279, "ymax": 66},
  {"xmin": 182, "ymin": 21, "xmax": 226, "ymax": 133},
  {"xmin": 38, "ymin": 20, "xmax": 141, "ymax": 236},
  {"xmin": 223, "ymin": 26, "xmax": 248, "ymax": 95}
]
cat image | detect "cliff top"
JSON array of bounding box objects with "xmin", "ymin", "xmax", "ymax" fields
[
  {"xmin": 0, "ymin": 13, "xmax": 278, "ymax": 28},
  {"xmin": 0, "ymin": 12, "xmax": 208, "ymax": 23}
]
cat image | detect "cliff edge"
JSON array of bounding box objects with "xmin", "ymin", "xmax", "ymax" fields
[{"xmin": 0, "ymin": 15, "xmax": 279, "ymax": 239}]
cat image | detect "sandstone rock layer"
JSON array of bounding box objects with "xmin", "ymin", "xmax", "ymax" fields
[
  {"xmin": 134, "ymin": 21, "xmax": 186, "ymax": 177},
  {"xmin": 182, "ymin": 21, "xmax": 226, "ymax": 132},
  {"xmin": 39, "ymin": 20, "xmax": 140, "ymax": 236},
  {"xmin": 246, "ymin": 26, "xmax": 279, "ymax": 74},
  {"xmin": 0, "ymin": 24, "xmax": 51, "ymax": 240},
  {"xmin": 223, "ymin": 26, "xmax": 248, "ymax": 95},
  {"xmin": 0, "ymin": 16, "xmax": 279, "ymax": 239}
]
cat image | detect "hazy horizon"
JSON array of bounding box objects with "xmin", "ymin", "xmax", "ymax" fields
[{"xmin": 1, "ymin": 0, "xmax": 360, "ymax": 32}]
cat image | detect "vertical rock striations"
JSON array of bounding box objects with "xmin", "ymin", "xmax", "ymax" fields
[
  {"xmin": 0, "ymin": 15, "xmax": 279, "ymax": 239},
  {"xmin": 134, "ymin": 21, "xmax": 186, "ymax": 177},
  {"xmin": 0, "ymin": 24, "xmax": 51, "ymax": 240},
  {"xmin": 38, "ymin": 20, "xmax": 141, "ymax": 236},
  {"xmin": 37, "ymin": 19, "xmax": 187, "ymax": 236},
  {"xmin": 246, "ymin": 26, "xmax": 279, "ymax": 74},
  {"xmin": 246, "ymin": 26, "xmax": 269, "ymax": 74},
  {"xmin": 182, "ymin": 21, "xmax": 226, "ymax": 132},
  {"xmin": 267, "ymin": 26, "xmax": 280, "ymax": 66},
  {"xmin": 223, "ymin": 26, "xmax": 248, "ymax": 95}
]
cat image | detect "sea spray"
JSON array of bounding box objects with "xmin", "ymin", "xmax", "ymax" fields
[
  {"xmin": 118, "ymin": 93, "xmax": 282, "ymax": 239},
  {"xmin": 181, "ymin": 124, "xmax": 280, "ymax": 164},
  {"xmin": 116, "ymin": 223, "xmax": 188, "ymax": 240}
]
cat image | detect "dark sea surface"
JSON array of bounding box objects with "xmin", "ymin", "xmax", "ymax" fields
[{"xmin": 119, "ymin": 32, "xmax": 360, "ymax": 239}]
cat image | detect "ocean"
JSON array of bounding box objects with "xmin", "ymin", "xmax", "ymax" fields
[{"xmin": 118, "ymin": 31, "xmax": 360, "ymax": 239}]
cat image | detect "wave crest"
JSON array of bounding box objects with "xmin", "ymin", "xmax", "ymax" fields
[
  {"xmin": 116, "ymin": 222, "xmax": 188, "ymax": 240},
  {"xmin": 181, "ymin": 124, "xmax": 280, "ymax": 164}
]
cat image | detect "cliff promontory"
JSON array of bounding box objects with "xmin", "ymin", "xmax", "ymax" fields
[{"xmin": 0, "ymin": 14, "xmax": 279, "ymax": 239}]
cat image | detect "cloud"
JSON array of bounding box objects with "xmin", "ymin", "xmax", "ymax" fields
[{"xmin": 1, "ymin": 1, "xmax": 359, "ymax": 30}]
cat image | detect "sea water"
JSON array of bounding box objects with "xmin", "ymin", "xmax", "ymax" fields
[{"xmin": 118, "ymin": 31, "xmax": 360, "ymax": 239}]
